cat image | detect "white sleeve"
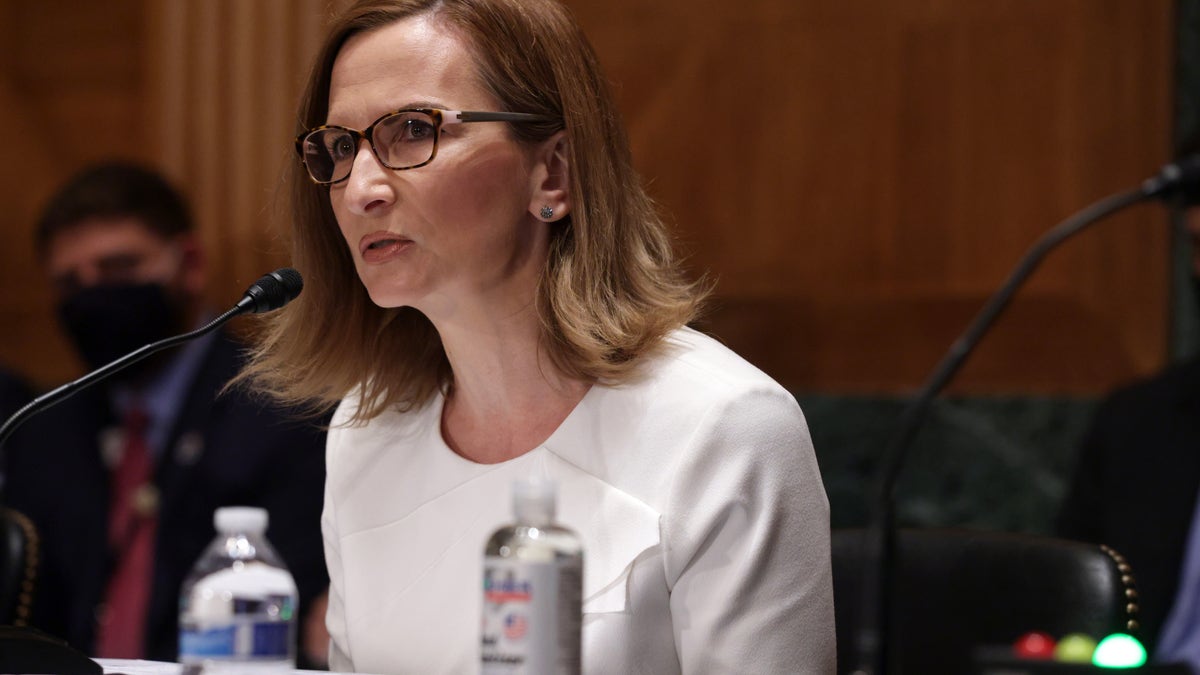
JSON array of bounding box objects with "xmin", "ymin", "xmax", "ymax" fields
[
  {"xmin": 663, "ymin": 386, "xmax": 836, "ymax": 673},
  {"xmin": 323, "ymin": 400, "xmax": 354, "ymax": 673}
]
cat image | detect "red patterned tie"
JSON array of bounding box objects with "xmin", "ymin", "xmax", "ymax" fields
[{"xmin": 94, "ymin": 405, "xmax": 158, "ymax": 658}]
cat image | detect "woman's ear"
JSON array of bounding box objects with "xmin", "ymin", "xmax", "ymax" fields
[{"xmin": 528, "ymin": 131, "xmax": 570, "ymax": 222}]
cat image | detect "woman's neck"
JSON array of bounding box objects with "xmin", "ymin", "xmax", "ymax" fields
[{"xmin": 434, "ymin": 307, "xmax": 590, "ymax": 464}]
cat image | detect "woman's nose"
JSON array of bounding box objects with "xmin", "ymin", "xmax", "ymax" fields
[{"xmin": 341, "ymin": 140, "xmax": 396, "ymax": 215}]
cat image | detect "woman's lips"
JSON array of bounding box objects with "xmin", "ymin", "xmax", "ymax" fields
[{"xmin": 360, "ymin": 234, "xmax": 412, "ymax": 264}]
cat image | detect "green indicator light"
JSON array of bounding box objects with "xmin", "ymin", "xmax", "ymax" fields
[{"xmin": 1092, "ymin": 633, "xmax": 1147, "ymax": 669}]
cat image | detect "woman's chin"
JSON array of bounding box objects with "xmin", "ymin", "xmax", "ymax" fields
[
  {"xmin": 355, "ymin": 270, "xmax": 424, "ymax": 307},
  {"xmin": 363, "ymin": 285, "xmax": 419, "ymax": 310}
]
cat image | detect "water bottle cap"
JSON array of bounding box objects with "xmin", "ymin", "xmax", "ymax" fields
[
  {"xmin": 214, "ymin": 506, "xmax": 269, "ymax": 533},
  {"xmin": 512, "ymin": 477, "xmax": 556, "ymax": 525}
]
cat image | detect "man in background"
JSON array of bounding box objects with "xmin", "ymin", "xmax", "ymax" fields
[
  {"xmin": 1057, "ymin": 150, "xmax": 1200, "ymax": 668},
  {"xmin": 0, "ymin": 366, "xmax": 33, "ymax": 496},
  {"xmin": 0, "ymin": 163, "xmax": 329, "ymax": 664}
]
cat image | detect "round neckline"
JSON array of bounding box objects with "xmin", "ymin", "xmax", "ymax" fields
[{"xmin": 433, "ymin": 382, "xmax": 596, "ymax": 467}]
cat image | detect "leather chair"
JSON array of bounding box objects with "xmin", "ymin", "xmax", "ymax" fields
[
  {"xmin": 832, "ymin": 528, "xmax": 1141, "ymax": 674},
  {"xmin": 0, "ymin": 505, "xmax": 37, "ymax": 626},
  {"xmin": 0, "ymin": 506, "xmax": 102, "ymax": 674}
]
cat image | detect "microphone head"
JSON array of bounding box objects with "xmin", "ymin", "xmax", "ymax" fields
[
  {"xmin": 1146, "ymin": 154, "xmax": 1200, "ymax": 203},
  {"xmin": 240, "ymin": 268, "xmax": 304, "ymax": 314}
]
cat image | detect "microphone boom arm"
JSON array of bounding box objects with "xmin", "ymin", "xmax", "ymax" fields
[{"xmin": 852, "ymin": 183, "xmax": 1155, "ymax": 674}]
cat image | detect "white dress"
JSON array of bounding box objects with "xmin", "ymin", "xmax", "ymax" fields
[{"xmin": 322, "ymin": 327, "xmax": 836, "ymax": 674}]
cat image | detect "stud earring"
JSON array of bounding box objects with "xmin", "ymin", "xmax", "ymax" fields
[{"xmin": 540, "ymin": 205, "xmax": 554, "ymax": 220}]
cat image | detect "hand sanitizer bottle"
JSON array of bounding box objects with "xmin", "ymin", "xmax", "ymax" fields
[{"xmin": 482, "ymin": 477, "xmax": 583, "ymax": 674}]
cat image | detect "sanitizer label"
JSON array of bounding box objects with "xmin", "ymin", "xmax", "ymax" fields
[{"xmin": 481, "ymin": 557, "xmax": 581, "ymax": 673}]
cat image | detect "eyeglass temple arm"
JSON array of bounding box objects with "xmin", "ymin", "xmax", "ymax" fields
[{"xmin": 449, "ymin": 110, "xmax": 556, "ymax": 124}]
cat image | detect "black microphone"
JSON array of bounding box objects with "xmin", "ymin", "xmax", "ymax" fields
[
  {"xmin": 1142, "ymin": 154, "xmax": 1200, "ymax": 202},
  {"xmin": 851, "ymin": 158, "xmax": 1191, "ymax": 674},
  {"xmin": 235, "ymin": 267, "xmax": 304, "ymax": 314},
  {"xmin": 0, "ymin": 267, "xmax": 304, "ymax": 464}
]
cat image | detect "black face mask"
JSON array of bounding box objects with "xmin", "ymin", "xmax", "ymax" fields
[{"xmin": 56, "ymin": 282, "xmax": 185, "ymax": 375}]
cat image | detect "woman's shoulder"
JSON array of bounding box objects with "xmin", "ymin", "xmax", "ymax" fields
[
  {"xmin": 642, "ymin": 326, "xmax": 794, "ymax": 402},
  {"xmin": 328, "ymin": 386, "xmax": 442, "ymax": 453},
  {"xmin": 586, "ymin": 326, "xmax": 805, "ymax": 444}
]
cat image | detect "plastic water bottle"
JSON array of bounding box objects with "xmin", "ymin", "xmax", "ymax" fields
[
  {"xmin": 178, "ymin": 506, "xmax": 298, "ymax": 673},
  {"xmin": 481, "ymin": 478, "xmax": 583, "ymax": 674}
]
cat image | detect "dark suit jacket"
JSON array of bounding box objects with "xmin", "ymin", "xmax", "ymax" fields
[
  {"xmin": 0, "ymin": 368, "xmax": 32, "ymax": 421},
  {"xmin": 1056, "ymin": 357, "xmax": 1200, "ymax": 654},
  {"xmin": 0, "ymin": 331, "xmax": 329, "ymax": 662}
]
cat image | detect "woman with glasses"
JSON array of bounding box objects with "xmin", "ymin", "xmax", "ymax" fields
[{"xmin": 243, "ymin": 0, "xmax": 835, "ymax": 671}]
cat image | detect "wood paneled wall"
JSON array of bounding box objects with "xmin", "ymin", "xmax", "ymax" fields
[
  {"xmin": 144, "ymin": 0, "xmax": 332, "ymax": 310},
  {"xmin": 567, "ymin": 0, "xmax": 1174, "ymax": 394},
  {"xmin": 0, "ymin": 0, "xmax": 149, "ymax": 387},
  {"xmin": 0, "ymin": 0, "xmax": 1175, "ymax": 395}
]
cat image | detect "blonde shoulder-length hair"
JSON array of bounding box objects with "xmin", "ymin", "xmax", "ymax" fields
[{"xmin": 242, "ymin": 0, "xmax": 707, "ymax": 423}]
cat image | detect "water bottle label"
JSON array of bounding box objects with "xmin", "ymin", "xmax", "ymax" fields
[
  {"xmin": 180, "ymin": 624, "xmax": 238, "ymax": 657},
  {"xmin": 481, "ymin": 557, "xmax": 581, "ymax": 674},
  {"xmin": 180, "ymin": 618, "xmax": 291, "ymax": 660}
]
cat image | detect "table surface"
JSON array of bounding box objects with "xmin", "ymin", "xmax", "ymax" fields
[{"xmin": 96, "ymin": 658, "xmax": 360, "ymax": 675}]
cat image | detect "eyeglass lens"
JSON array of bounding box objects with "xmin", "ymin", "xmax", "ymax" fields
[{"xmin": 301, "ymin": 110, "xmax": 440, "ymax": 183}]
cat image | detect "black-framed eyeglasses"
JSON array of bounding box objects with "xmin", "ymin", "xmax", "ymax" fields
[{"xmin": 294, "ymin": 108, "xmax": 557, "ymax": 185}]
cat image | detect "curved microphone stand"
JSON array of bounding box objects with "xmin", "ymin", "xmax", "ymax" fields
[{"xmin": 850, "ymin": 160, "xmax": 1198, "ymax": 675}]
